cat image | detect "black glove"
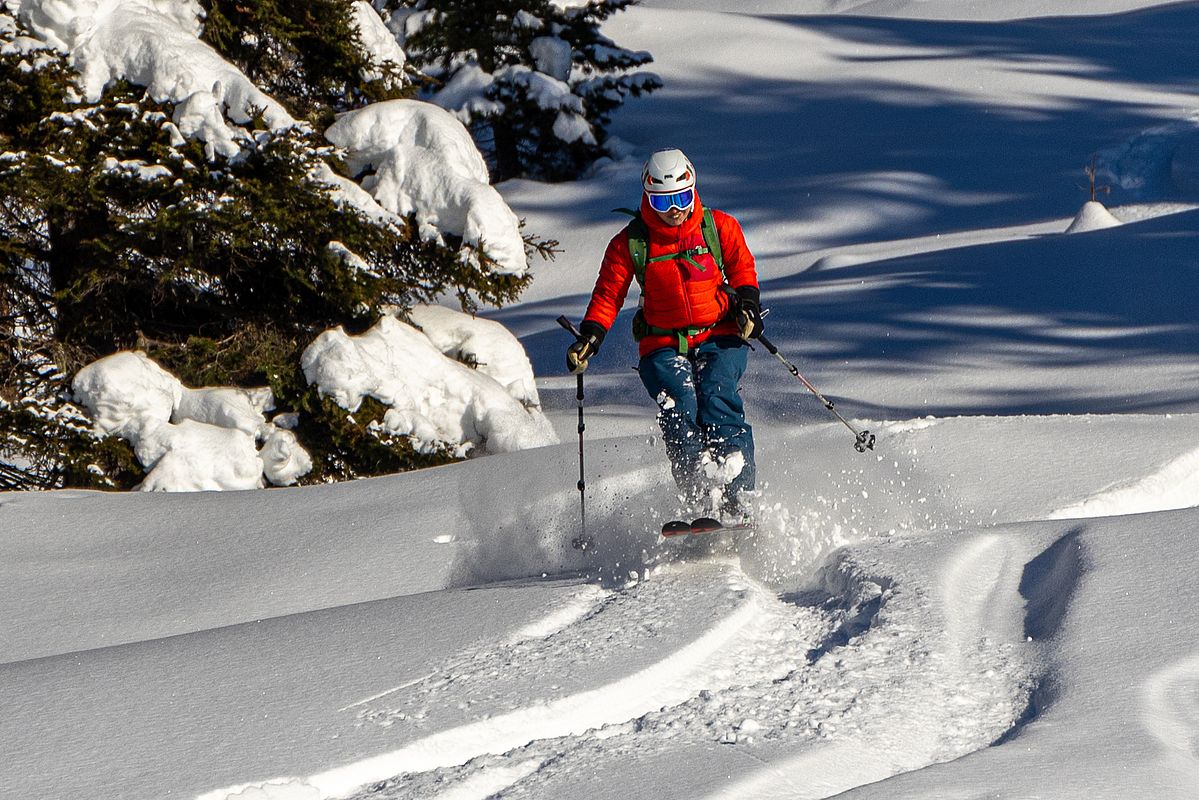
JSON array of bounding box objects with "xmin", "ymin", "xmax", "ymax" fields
[
  {"xmin": 733, "ymin": 286, "xmax": 764, "ymax": 340},
  {"xmin": 566, "ymin": 320, "xmax": 607, "ymax": 374}
]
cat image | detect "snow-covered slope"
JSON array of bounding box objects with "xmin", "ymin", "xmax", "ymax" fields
[{"xmin": 5, "ymin": 1, "xmax": 1199, "ymax": 799}]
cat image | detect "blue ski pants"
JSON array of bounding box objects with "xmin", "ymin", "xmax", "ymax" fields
[{"xmin": 638, "ymin": 336, "xmax": 755, "ymax": 509}]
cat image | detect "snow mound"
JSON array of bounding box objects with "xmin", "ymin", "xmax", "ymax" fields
[
  {"xmin": 72, "ymin": 351, "xmax": 311, "ymax": 491},
  {"xmin": 324, "ymin": 100, "xmax": 528, "ymax": 275},
  {"xmin": 301, "ymin": 315, "xmax": 557, "ymax": 457},
  {"xmin": 1065, "ymin": 200, "xmax": 1122, "ymax": 234},
  {"xmin": 1050, "ymin": 445, "xmax": 1199, "ymax": 519},
  {"xmin": 71, "ymin": 350, "xmax": 182, "ymax": 438},
  {"xmin": 408, "ymin": 304, "xmax": 543, "ymax": 409}
]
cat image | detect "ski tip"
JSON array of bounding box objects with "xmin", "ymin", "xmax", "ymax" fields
[
  {"xmin": 661, "ymin": 520, "xmax": 692, "ymax": 537},
  {"xmin": 660, "ymin": 517, "xmax": 755, "ymax": 537}
]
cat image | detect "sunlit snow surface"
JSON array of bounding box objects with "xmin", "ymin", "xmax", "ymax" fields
[{"xmin": 5, "ymin": 1, "xmax": 1199, "ymax": 799}]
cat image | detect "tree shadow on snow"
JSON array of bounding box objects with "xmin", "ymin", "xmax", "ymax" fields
[
  {"xmin": 509, "ymin": 3, "xmax": 1199, "ymax": 421},
  {"xmin": 601, "ymin": 3, "xmax": 1199, "ymax": 250},
  {"xmin": 750, "ymin": 208, "xmax": 1199, "ymax": 417}
]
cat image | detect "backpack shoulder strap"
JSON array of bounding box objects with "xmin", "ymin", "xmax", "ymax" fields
[
  {"xmin": 612, "ymin": 207, "xmax": 648, "ymax": 287},
  {"xmin": 613, "ymin": 207, "xmax": 723, "ymax": 287},
  {"xmin": 701, "ymin": 207, "xmax": 724, "ymax": 275}
]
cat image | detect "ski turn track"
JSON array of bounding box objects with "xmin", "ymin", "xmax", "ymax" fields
[
  {"xmin": 1143, "ymin": 651, "xmax": 1199, "ymax": 785},
  {"xmin": 311, "ymin": 567, "xmax": 764, "ymax": 797},
  {"xmin": 201, "ymin": 539, "xmax": 1037, "ymax": 800},
  {"xmin": 199, "ymin": 560, "xmax": 831, "ymax": 800},
  {"xmin": 707, "ymin": 534, "xmax": 1034, "ymax": 800}
]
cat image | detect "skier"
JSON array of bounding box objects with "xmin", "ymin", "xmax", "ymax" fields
[{"xmin": 565, "ymin": 148, "xmax": 764, "ymax": 523}]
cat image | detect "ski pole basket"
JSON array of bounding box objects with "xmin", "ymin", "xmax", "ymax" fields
[{"xmin": 757, "ymin": 333, "xmax": 876, "ymax": 453}]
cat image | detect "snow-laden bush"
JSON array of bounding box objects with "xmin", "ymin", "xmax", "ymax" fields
[
  {"xmin": 0, "ymin": 4, "xmax": 556, "ymax": 489},
  {"xmin": 408, "ymin": 304, "xmax": 543, "ymax": 409},
  {"xmin": 325, "ymin": 99, "xmax": 528, "ymax": 272},
  {"xmin": 302, "ymin": 312, "xmax": 556, "ymax": 459},
  {"xmin": 68, "ymin": 306, "xmax": 555, "ymax": 492},
  {"xmin": 72, "ymin": 351, "xmax": 313, "ymax": 491}
]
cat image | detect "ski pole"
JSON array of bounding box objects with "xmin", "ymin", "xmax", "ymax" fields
[
  {"xmin": 556, "ymin": 316, "xmax": 593, "ymax": 550},
  {"xmin": 756, "ymin": 333, "xmax": 876, "ymax": 453}
]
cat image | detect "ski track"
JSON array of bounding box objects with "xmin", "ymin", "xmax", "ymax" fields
[
  {"xmin": 502, "ymin": 584, "xmax": 608, "ymax": 645},
  {"xmin": 201, "ymin": 560, "xmax": 830, "ymax": 800},
  {"xmin": 343, "ymin": 558, "xmax": 834, "ymax": 800},
  {"xmin": 196, "ymin": 458, "xmax": 1050, "ymax": 800},
  {"xmin": 321, "ymin": 536, "xmax": 1036, "ymax": 800},
  {"xmin": 1143, "ymin": 651, "xmax": 1199, "ymax": 784},
  {"xmin": 704, "ymin": 536, "xmax": 1034, "ymax": 800}
]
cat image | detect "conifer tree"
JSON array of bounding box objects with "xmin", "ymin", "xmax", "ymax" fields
[
  {"xmin": 200, "ymin": 0, "xmax": 412, "ymax": 128},
  {"xmin": 0, "ymin": 11, "xmax": 540, "ymax": 489},
  {"xmin": 388, "ymin": 0, "xmax": 661, "ymax": 182}
]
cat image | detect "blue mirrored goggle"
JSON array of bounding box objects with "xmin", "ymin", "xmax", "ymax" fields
[{"xmin": 647, "ymin": 189, "xmax": 695, "ymax": 213}]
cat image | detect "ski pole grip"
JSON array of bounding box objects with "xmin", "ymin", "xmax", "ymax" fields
[
  {"xmin": 557, "ymin": 315, "xmax": 583, "ymax": 341},
  {"xmin": 757, "ymin": 333, "xmax": 780, "ymax": 355}
]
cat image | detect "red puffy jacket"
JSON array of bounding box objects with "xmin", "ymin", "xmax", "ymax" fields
[{"xmin": 583, "ymin": 193, "xmax": 758, "ymax": 357}]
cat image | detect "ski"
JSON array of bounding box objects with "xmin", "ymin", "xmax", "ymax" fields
[{"xmin": 661, "ymin": 517, "xmax": 754, "ymax": 537}]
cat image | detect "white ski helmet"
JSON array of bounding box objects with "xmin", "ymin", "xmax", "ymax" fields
[{"xmin": 642, "ymin": 148, "xmax": 696, "ymax": 195}]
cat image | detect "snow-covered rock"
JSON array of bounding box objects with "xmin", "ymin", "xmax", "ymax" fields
[{"xmin": 301, "ymin": 315, "xmax": 557, "ymax": 457}]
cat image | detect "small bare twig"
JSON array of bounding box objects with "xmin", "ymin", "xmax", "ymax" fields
[{"xmin": 1082, "ymin": 156, "xmax": 1112, "ymax": 202}]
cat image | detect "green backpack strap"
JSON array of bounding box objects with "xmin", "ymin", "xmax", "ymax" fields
[
  {"xmin": 701, "ymin": 207, "xmax": 724, "ymax": 273},
  {"xmin": 612, "ymin": 206, "xmax": 724, "ymax": 288},
  {"xmin": 613, "ymin": 207, "xmax": 649, "ymax": 286}
]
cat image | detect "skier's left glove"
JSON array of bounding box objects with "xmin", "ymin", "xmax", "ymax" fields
[
  {"xmin": 566, "ymin": 320, "xmax": 607, "ymax": 374},
  {"xmin": 733, "ymin": 286, "xmax": 764, "ymax": 341}
]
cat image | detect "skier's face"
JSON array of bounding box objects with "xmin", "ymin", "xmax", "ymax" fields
[{"xmin": 654, "ymin": 206, "xmax": 689, "ymax": 227}]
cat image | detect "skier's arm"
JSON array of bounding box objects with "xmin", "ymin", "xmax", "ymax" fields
[
  {"xmin": 582, "ymin": 233, "xmax": 637, "ymax": 338},
  {"xmin": 715, "ymin": 211, "xmax": 758, "ymax": 292},
  {"xmin": 716, "ymin": 211, "xmax": 764, "ymax": 339}
]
